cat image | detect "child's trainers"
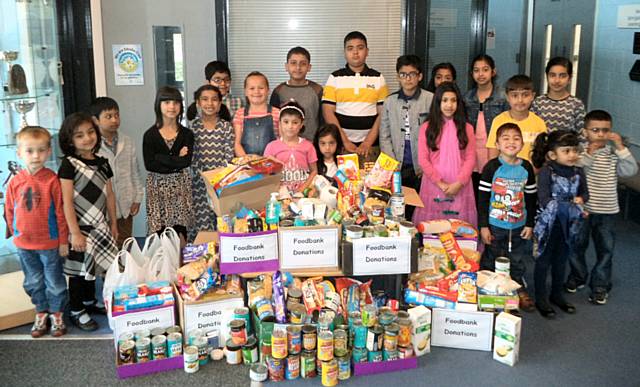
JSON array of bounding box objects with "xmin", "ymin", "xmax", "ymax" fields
[
  {"xmin": 589, "ymin": 291, "xmax": 608, "ymax": 305},
  {"xmin": 564, "ymin": 278, "xmax": 585, "ymax": 293},
  {"xmin": 50, "ymin": 312, "xmax": 67, "ymax": 337},
  {"xmin": 31, "ymin": 312, "xmax": 49, "ymax": 338}
]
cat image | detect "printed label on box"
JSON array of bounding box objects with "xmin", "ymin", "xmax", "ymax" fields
[
  {"xmin": 219, "ymin": 230, "xmax": 279, "ymax": 274},
  {"xmin": 113, "ymin": 305, "xmax": 175, "ymax": 348},
  {"xmin": 183, "ymin": 297, "xmax": 244, "ymax": 343},
  {"xmin": 279, "ymin": 227, "xmax": 339, "ymax": 269},
  {"xmin": 431, "ymin": 308, "xmax": 494, "ymax": 351},
  {"xmin": 351, "ymin": 236, "xmax": 411, "ymax": 275}
]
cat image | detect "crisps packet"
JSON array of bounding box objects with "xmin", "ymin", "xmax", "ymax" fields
[
  {"xmin": 337, "ymin": 154, "xmax": 360, "ymax": 180},
  {"xmin": 364, "ymin": 152, "xmax": 399, "ymax": 190},
  {"xmin": 272, "ymin": 271, "xmax": 287, "ymax": 323}
]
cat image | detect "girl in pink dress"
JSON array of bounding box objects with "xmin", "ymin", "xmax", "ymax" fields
[{"xmin": 412, "ymin": 82, "xmax": 477, "ymax": 227}]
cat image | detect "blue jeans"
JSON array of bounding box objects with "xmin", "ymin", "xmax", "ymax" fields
[
  {"xmin": 16, "ymin": 248, "xmax": 67, "ymax": 313},
  {"xmin": 568, "ymin": 213, "xmax": 615, "ymax": 293},
  {"xmin": 480, "ymin": 225, "xmax": 530, "ymax": 286}
]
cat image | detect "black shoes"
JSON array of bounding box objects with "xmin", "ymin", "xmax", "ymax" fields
[
  {"xmin": 70, "ymin": 310, "xmax": 99, "ymax": 331},
  {"xmin": 565, "ymin": 278, "xmax": 586, "ymax": 293},
  {"xmin": 550, "ymin": 297, "xmax": 577, "ymax": 314},
  {"xmin": 535, "ymin": 301, "xmax": 556, "ymax": 319}
]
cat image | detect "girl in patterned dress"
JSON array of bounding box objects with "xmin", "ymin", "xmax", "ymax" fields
[
  {"xmin": 58, "ymin": 112, "xmax": 119, "ymax": 330},
  {"xmin": 531, "ymin": 130, "xmax": 589, "ymax": 318},
  {"xmin": 190, "ymin": 85, "xmax": 234, "ymax": 237},
  {"xmin": 143, "ymin": 86, "xmax": 194, "ymax": 243}
]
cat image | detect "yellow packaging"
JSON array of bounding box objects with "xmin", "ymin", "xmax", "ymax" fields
[
  {"xmin": 364, "ymin": 152, "xmax": 399, "ymax": 190},
  {"xmin": 337, "ymin": 154, "xmax": 360, "ymax": 180}
]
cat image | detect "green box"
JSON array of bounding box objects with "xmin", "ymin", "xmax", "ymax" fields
[
  {"xmin": 252, "ymin": 310, "xmax": 275, "ymax": 342},
  {"xmin": 478, "ymin": 294, "xmax": 519, "ymax": 311}
]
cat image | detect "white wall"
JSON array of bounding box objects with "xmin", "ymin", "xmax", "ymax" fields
[{"xmin": 95, "ymin": 0, "xmax": 216, "ymax": 236}]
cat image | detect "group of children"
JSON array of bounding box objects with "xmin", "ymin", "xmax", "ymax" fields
[{"xmin": 6, "ymin": 31, "xmax": 638, "ymax": 338}]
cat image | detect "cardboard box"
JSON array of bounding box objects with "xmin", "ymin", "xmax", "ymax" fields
[
  {"xmin": 408, "ymin": 305, "xmax": 431, "ymax": 356},
  {"xmin": 174, "ymin": 284, "xmax": 245, "ymax": 345},
  {"xmin": 493, "ymin": 312, "xmax": 521, "ymax": 366},
  {"xmin": 252, "ymin": 310, "xmax": 275, "ymax": 342},
  {"xmin": 342, "ymin": 236, "xmax": 418, "ymax": 276},
  {"xmin": 431, "ymin": 308, "xmax": 494, "ymax": 351},
  {"xmin": 0, "ymin": 271, "xmax": 35, "ymax": 331},
  {"xmin": 111, "ymin": 301, "xmax": 176, "ymax": 349},
  {"xmin": 478, "ymin": 294, "xmax": 519, "ymax": 312},
  {"xmin": 402, "ymin": 186, "xmax": 424, "ymax": 208},
  {"xmin": 116, "ymin": 355, "xmax": 183, "ymax": 379},
  {"xmin": 200, "ymin": 168, "xmax": 282, "ymax": 216},
  {"xmin": 278, "ymin": 225, "xmax": 340, "ymax": 271}
]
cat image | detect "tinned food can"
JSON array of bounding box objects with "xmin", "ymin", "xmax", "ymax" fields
[
  {"xmin": 267, "ymin": 356, "xmax": 285, "ymax": 382},
  {"xmin": 271, "ymin": 329, "xmax": 288, "ymax": 359},
  {"xmin": 250, "ymin": 363, "xmax": 268, "ymax": 382},
  {"xmin": 183, "ymin": 345, "xmax": 199, "ymax": 373},
  {"xmin": 151, "ymin": 334, "xmax": 167, "ymax": 360},
  {"xmin": 317, "ymin": 330, "xmax": 334, "ymax": 361},
  {"xmin": 167, "ymin": 332, "xmax": 183, "ymax": 357},
  {"xmin": 194, "ymin": 335, "xmax": 209, "ymax": 365},
  {"xmin": 301, "ymin": 350, "xmax": 317, "ymax": 378},
  {"xmin": 337, "ymin": 354, "xmax": 351, "ymax": 380},
  {"xmin": 321, "ymin": 359, "xmax": 338, "ymax": 387},
  {"xmin": 333, "ymin": 329, "xmax": 348, "ymax": 357},
  {"xmin": 287, "ymin": 325, "xmax": 302, "ymax": 354},
  {"xmin": 352, "ymin": 346, "xmax": 368, "ymax": 363},
  {"xmin": 242, "ymin": 336, "xmax": 259, "ymax": 364},
  {"xmin": 366, "ymin": 325, "xmax": 383, "ymax": 352},
  {"xmin": 135, "ymin": 337, "xmax": 151, "ymax": 363},
  {"xmin": 118, "ymin": 340, "xmax": 135, "ymax": 365},
  {"xmin": 285, "ymin": 353, "xmax": 301, "ymax": 380},
  {"xmin": 229, "ymin": 319, "xmax": 247, "ymax": 346},
  {"xmin": 302, "ymin": 324, "xmax": 317, "ymax": 351}
]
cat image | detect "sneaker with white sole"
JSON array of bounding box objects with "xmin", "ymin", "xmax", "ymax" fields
[
  {"xmin": 31, "ymin": 312, "xmax": 49, "ymax": 338},
  {"xmin": 50, "ymin": 312, "xmax": 67, "ymax": 337},
  {"xmin": 564, "ymin": 278, "xmax": 585, "ymax": 293},
  {"xmin": 589, "ymin": 291, "xmax": 608, "ymax": 305}
]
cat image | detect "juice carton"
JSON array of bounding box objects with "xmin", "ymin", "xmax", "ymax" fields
[
  {"xmin": 493, "ymin": 312, "xmax": 521, "ymax": 366},
  {"xmin": 408, "ymin": 305, "xmax": 431, "ymax": 356}
]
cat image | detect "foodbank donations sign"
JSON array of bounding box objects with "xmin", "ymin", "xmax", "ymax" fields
[
  {"xmin": 351, "ymin": 236, "xmax": 411, "ymax": 275},
  {"xmin": 431, "ymin": 308, "xmax": 494, "ymax": 351},
  {"xmin": 219, "ymin": 230, "xmax": 279, "ymax": 274}
]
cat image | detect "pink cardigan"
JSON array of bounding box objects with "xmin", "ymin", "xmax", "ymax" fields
[{"xmin": 417, "ymin": 119, "xmax": 476, "ymax": 185}]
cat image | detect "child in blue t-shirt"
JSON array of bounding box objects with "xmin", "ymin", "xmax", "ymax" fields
[{"xmin": 478, "ymin": 123, "xmax": 537, "ymax": 312}]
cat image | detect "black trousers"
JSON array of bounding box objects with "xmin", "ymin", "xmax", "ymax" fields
[{"xmin": 68, "ymin": 276, "xmax": 96, "ymax": 313}]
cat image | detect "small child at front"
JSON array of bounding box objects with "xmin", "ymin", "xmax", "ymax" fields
[
  {"xmin": 270, "ymin": 46, "xmax": 323, "ymax": 141},
  {"xmin": 264, "ymin": 101, "xmax": 318, "ymax": 194},
  {"xmin": 532, "ymin": 130, "xmax": 588, "ymax": 318},
  {"xmin": 567, "ymin": 110, "xmax": 638, "ymax": 304},
  {"xmin": 531, "ymin": 57, "xmax": 585, "ymax": 132},
  {"xmin": 92, "ymin": 97, "xmax": 144, "ymax": 248},
  {"xmin": 234, "ymin": 71, "xmax": 280, "ymax": 156},
  {"xmin": 478, "ymin": 123, "xmax": 537, "ymax": 312},
  {"xmin": 412, "ymin": 82, "xmax": 477, "ymax": 227},
  {"xmin": 314, "ymin": 123, "xmax": 343, "ymax": 184},
  {"xmin": 58, "ymin": 113, "xmax": 119, "ymax": 330},
  {"xmin": 190, "ymin": 85, "xmax": 235, "ymax": 236},
  {"xmin": 5, "ymin": 126, "xmax": 69, "ymax": 337}
]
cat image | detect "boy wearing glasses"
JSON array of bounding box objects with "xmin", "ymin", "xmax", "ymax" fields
[
  {"xmin": 205, "ymin": 61, "xmax": 244, "ymax": 118},
  {"xmin": 566, "ymin": 109, "xmax": 638, "ymax": 304},
  {"xmin": 379, "ymin": 55, "xmax": 433, "ymax": 219}
]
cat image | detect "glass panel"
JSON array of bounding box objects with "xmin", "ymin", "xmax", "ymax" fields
[
  {"xmin": 570, "ymin": 24, "xmax": 582, "ymax": 96},
  {"xmin": 228, "ymin": 0, "xmax": 405, "ymax": 98},
  {"xmin": 486, "ymin": 0, "xmax": 528, "ymax": 80},
  {"xmin": 541, "ymin": 24, "xmax": 553, "ymax": 93},
  {"xmin": 426, "ymin": 1, "xmax": 473, "ymax": 91},
  {"xmin": 153, "ymin": 26, "xmax": 185, "ymax": 95}
]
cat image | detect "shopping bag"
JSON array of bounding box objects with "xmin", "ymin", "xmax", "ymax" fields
[
  {"xmin": 142, "ymin": 232, "xmax": 162, "ymax": 261},
  {"xmin": 147, "ymin": 248, "xmax": 177, "ymax": 283},
  {"xmin": 160, "ymin": 227, "xmax": 181, "ymax": 269},
  {"xmin": 103, "ymin": 249, "xmax": 146, "ymax": 329},
  {"xmin": 121, "ymin": 237, "xmax": 148, "ymax": 268}
]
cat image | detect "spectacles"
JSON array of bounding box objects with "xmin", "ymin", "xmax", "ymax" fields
[
  {"xmin": 211, "ymin": 77, "xmax": 231, "ymax": 84},
  {"xmin": 399, "ymin": 71, "xmax": 419, "ymax": 79},
  {"xmin": 586, "ymin": 127, "xmax": 611, "ymax": 134}
]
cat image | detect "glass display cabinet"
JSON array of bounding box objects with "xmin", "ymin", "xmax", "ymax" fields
[{"xmin": 0, "ymin": 0, "xmax": 64, "ymax": 273}]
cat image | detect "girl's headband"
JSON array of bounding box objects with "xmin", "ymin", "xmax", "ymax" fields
[{"xmin": 280, "ymin": 105, "xmax": 305, "ymax": 119}]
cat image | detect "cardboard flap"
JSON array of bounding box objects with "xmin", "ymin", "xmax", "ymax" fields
[{"xmin": 403, "ymin": 186, "xmax": 424, "ymax": 208}]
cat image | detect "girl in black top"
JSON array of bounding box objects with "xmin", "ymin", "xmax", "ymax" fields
[{"xmin": 143, "ymin": 86, "xmax": 194, "ymax": 242}]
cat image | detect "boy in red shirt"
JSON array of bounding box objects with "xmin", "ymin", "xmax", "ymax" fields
[{"xmin": 5, "ymin": 126, "xmax": 69, "ymax": 337}]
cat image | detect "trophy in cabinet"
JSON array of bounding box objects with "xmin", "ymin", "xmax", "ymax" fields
[
  {"xmin": 1, "ymin": 51, "xmax": 28, "ymax": 95},
  {"xmin": 12, "ymin": 100, "xmax": 35, "ymax": 129}
]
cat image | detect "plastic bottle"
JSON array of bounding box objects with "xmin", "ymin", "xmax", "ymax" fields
[{"xmin": 266, "ymin": 192, "xmax": 281, "ymax": 226}]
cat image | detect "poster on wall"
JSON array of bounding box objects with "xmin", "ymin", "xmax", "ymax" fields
[{"xmin": 112, "ymin": 44, "xmax": 144, "ymax": 86}]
